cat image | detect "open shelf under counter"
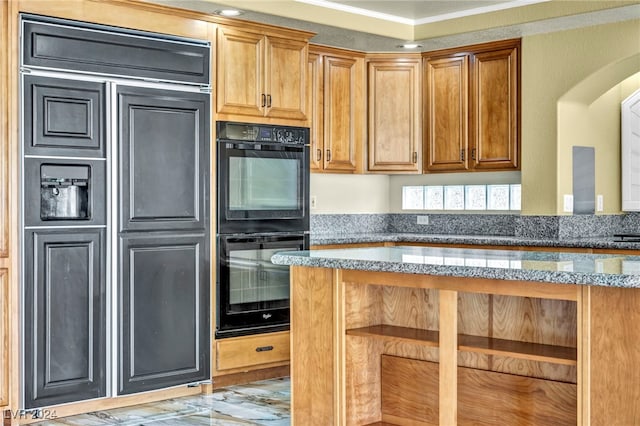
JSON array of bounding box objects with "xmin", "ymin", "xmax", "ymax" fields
[{"xmin": 346, "ymin": 324, "xmax": 576, "ymax": 366}]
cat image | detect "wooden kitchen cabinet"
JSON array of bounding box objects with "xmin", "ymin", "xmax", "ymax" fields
[
  {"xmin": 307, "ymin": 52, "xmax": 324, "ymax": 171},
  {"xmin": 290, "ymin": 264, "xmax": 640, "ymax": 425},
  {"xmin": 308, "ymin": 45, "xmax": 365, "ymax": 173},
  {"xmin": 423, "ymin": 39, "xmax": 520, "ymax": 172},
  {"xmin": 0, "ymin": 269, "xmax": 8, "ymax": 408},
  {"xmin": 216, "ymin": 331, "xmax": 290, "ymax": 372},
  {"xmin": 424, "ymin": 55, "xmax": 469, "ymax": 171},
  {"xmin": 216, "ymin": 25, "xmax": 312, "ymax": 122},
  {"xmin": 367, "ymin": 55, "xmax": 421, "ymax": 173}
]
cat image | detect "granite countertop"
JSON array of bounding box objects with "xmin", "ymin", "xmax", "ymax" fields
[
  {"xmin": 272, "ymin": 245, "xmax": 640, "ymax": 288},
  {"xmin": 310, "ymin": 232, "xmax": 640, "ymax": 250}
]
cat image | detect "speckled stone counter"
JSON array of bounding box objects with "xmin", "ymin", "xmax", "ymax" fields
[
  {"xmin": 310, "ymin": 232, "xmax": 640, "ymax": 251},
  {"xmin": 272, "ymin": 245, "xmax": 640, "ymax": 288}
]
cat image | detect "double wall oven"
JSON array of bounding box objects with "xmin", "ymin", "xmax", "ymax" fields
[{"xmin": 216, "ymin": 121, "xmax": 310, "ymax": 338}]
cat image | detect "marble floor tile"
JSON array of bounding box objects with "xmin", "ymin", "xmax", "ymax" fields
[{"xmin": 30, "ymin": 378, "xmax": 290, "ymax": 426}]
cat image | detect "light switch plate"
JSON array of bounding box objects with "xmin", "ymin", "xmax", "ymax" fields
[
  {"xmin": 417, "ymin": 215, "xmax": 429, "ymax": 225},
  {"xmin": 597, "ymin": 195, "xmax": 604, "ymax": 212},
  {"xmin": 563, "ymin": 194, "xmax": 574, "ymax": 213},
  {"xmin": 310, "ymin": 196, "xmax": 317, "ymax": 209}
]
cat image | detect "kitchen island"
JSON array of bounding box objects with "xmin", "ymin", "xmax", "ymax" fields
[{"xmin": 272, "ymin": 245, "xmax": 640, "ymax": 425}]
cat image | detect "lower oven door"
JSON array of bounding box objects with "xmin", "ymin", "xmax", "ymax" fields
[{"xmin": 216, "ymin": 233, "xmax": 308, "ymax": 338}]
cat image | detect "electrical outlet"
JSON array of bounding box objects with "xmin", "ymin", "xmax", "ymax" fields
[
  {"xmin": 563, "ymin": 194, "xmax": 573, "ymax": 213},
  {"xmin": 310, "ymin": 196, "xmax": 317, "ymax": 209},
  {"xmin": 597, "ymin": 195, "xmax": 604, "ymax": 212},
  {"xmin": 417, "ymin": 215, "xmax": 429, "ymax": 225}
]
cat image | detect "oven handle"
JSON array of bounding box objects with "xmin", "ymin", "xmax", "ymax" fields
[{"xmin": 219, "ymin": 140, "xmax": 307, "ymax": 152}]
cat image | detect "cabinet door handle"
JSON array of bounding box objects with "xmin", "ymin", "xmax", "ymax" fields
[
  {"xmin": 261, "ymin": 94, "xmax": 266, "ymax": 108},
  {"xmin": 471, "ymin": 148, "xmax": 476, "ymax": 160},
  {"xmin": 266, "ymin": 94, "xmax": 272, "ymax": 108},
  {"xmin": 326, "ymin": 149, "xmax": 331, "ymax": 162},
  {"xmin": 316, "ymin": 149, "xmax": 322, "ymax": 162},
  {"xmin": 460, "ymin": 149, "xmax": 465, "ymax": 161},
  {"xmin": 256, "ymin": 345, "xmax": 274, "ymax": 352},
  {"xmin": 412, "ymin": 152, "xmax": 418, "ymax": 164}
]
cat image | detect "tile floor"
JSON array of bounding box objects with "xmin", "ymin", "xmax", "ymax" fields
[{"xmin": 31, "ymin": 378, "xmax": 290, "ymax": 425}]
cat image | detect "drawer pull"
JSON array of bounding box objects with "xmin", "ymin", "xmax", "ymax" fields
[{"xmin": 256, "ymin": 345, "xmax": 274, "ymax": 352}]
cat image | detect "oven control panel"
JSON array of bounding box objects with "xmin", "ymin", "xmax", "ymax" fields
[{"xmin": 217, "ymin": 121, "xmax": 308, "ymax": 145}]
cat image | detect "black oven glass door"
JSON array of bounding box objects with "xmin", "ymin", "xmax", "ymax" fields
[
  {"xmin": 216, "ymin": 233, "xmax": 308, "ymax": 338},
  {"xmin": 218, "ymin": 142, "xmax": 309, "ymax": 234}
]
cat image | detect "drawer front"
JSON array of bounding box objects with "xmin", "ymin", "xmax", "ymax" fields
[{"xmin": 217, "ymin": 332, "xmax": 290, "ymax": 371}]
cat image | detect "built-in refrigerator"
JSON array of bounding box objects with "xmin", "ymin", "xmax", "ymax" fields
[{"xmin": 20, "ymin": 15, "xmax": 211, "ymax": 409}]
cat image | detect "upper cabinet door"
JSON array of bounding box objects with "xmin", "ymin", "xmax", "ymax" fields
[
  {"xmin": 118, "ymin": 86, "xmax": 209, "ymax": 233},
  {"xmin": 367, "ymin": 59, "xmax": 421, "ymax": 173},
  {"xmin": 216, "ymin": 25, "xmax": 310, "ymax": 122},
  {"xmin": 323, "ymin": 55, "xmax": 361, "ymax": 172},
  {"xmin": 307, "ymin": 52, "xmax": 324, "ymax": 172},
  {"xmin": 216, "ymin": 27, "xmax": 265, "ymax": 117},
  {"xmin": 265, "ymin": 36, "xmax": 308, "ymax": 120},
  {"xmin": 471, "ymin": 46, "xmax": 519, "ymax": 170},
  {"xmin": 424, "ymin": 55, "xmax": 469, "ymax": 172}
]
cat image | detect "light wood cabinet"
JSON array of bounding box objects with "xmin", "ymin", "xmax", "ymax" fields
[
  {"xmin": 424, "ymin": 55, "xmax": 469, "ymax": 171},
  {"xmin": 367, "ymin": 55, "xmax": 421, "ymax": 173},
  {"xmin": 308, "ymin": 45, "xmax": 365, "ymax": 173},
  {"xmin": 307, "ymin": 52, "xmax": 324, "ymax": 171},
  {"xmin": 291, "ymin": 265, "xmax": 640, "ymax": 425},
  {"xmin": 216, "ymin": 25, "xmax": 311, "ymax": 122},
  {"xmin": 0, "ymin": 269, "xmax": 8, "ymax": 408},
  {"xmin": 215, "ymin": 331, "xmax": 290, "ymax": 372},
  {"xmin": 424, "ymin": 39, "xmax": 520, "ymax": 172}
]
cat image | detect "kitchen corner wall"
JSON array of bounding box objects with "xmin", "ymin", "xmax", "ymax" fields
[{"xmin": 521, "ymin": 18, "xmax": 640, "ymax": 216}]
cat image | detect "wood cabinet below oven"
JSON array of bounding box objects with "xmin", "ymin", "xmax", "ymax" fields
[{"xmin": 215, "ymin": 331, "xmax": 290, "ymax": 372}]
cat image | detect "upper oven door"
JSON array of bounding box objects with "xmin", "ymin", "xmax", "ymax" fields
[{"xmin": 218, "ymin": 140, "xmax": 309, "ymax": 234}]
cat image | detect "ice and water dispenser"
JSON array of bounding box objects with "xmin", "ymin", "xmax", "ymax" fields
[{"xmin": 40, "ymin": 164, "xmax": 90, "ymax": 220}]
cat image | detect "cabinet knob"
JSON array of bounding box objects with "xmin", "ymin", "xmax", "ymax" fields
[
  {"xmin": 261, "ymin": 94, "xmax": 266, "ymax": 108},
  {"xmin": 413, "ymin": 152, "xmax": 418, "ymax": 164},
  {"xmin": 316, "ymin": 149, "xmax": 322, "ymax": 162},
  {"xmin": 326, "ymin": 149, "xmax": 331, "ymax": 162},
  {"xmin": 460, "ymin": 149, "xmax": 465, "ymax": 162},
  {"xmin": 266, "ymin": 94, "xmax": 272, "ymax": 108},
  {"xmin": 471, "ymin": 148, "xmax": 476, "ymax": 160},
  {"xmin": 256, "ymin": 345, "xmax": 274, "ymax": 352}
]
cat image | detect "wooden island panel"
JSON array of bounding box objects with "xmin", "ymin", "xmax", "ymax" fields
[
  {"xmin": 587, "ymin": 286, "xmax": 640, "ymax": 425},
  {"xmin": 290, "ymin": 262, "xmax": 640, "ymax": 425}
]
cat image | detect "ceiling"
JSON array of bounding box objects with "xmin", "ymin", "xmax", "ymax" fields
[
  {"xmin": 291, "ymin": 0, "xmax": 538, "ymax": 24},
  {"xmin": 148, "ymin": 0, "xmax": 640, "ymax": 51}
]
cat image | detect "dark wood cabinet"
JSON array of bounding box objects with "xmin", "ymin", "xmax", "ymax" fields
[
  {"xmin": 117, "ymin": 85, "xmax": 210, "ymax": 394},
  {"xmin": 24, "ymin": 229, "xmax": 107, "ymax": 408},
  {"xmin": 117, "ymin": 86, "xmax": 209, "ymax": 233},
  {"xmin": 424, "ymin": 55, "xmax": 469, "ymax": 171},
  {"xmin": 423, "ymin": 39, "xmax": 520, "ymax": 172},
  {"xmin": 23, "ymin": 75, "xmax": 106, "ymax": 157},
  {"xmin": 118, "ymin": 234, "xmax": 209, "ymax": 394}
]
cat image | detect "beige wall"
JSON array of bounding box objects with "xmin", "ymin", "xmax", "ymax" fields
[
  {"xmin": 521, "ymin": 18, "xmax": 640, "ymax": 215},
  {"xmin": 312, "ymin": 18, "xmax": 640, "ymax": 216},
  {"xmin": 310, "ymin": 174, "xmax": 390, "ymax": 214}
]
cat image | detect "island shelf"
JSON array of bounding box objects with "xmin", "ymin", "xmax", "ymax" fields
[{"xmin": 274, "ymin": 246, "xmax": 640, "ymax": 425}]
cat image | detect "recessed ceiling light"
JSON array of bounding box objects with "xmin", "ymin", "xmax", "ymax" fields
[
  {"xmin": 398, "ymin": 43, "xmax": 422, "ymax": 49},
  {"xmin": 215, "ymin": 9, "xmax": 243, "ymax": 17}
]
